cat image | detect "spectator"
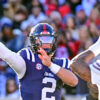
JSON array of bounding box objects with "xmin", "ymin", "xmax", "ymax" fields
[
  {"xmin": 79, "ymin": 25, "xmax": 91, "ymax": 52},
  {"xmin": 20, "ymin": 21, "xmax": 32, "ymax": 47},
  {"xmin": 20, "ymin": 21, "xmax": 32, "ymax": 36},
  {"xmin": 65, "ymin": 16, "xmax": 75, "ymax": 30},
  {"xmin": 55, "ymin": 32, "xmax": 69, "ymax": 58},
  {"xmin": 0, "ymin": 17, "xmax": 12, "ymax": 32},
  {"xmin": 96, "ymin": 25, "xmax": 100, "ymax": 37},
  {"xmin": 1, "ymin": 23, "xmax": 25, "ymax": 52},
  {"xmin": 68, "ymin": 0, "xmax": 81, "ymax": 14},
  {"xmin": 58, "ymin": 0, "xmax": 66, "ymax": 6},
  {"xmin": 65, "ymin": 30, "xmax": 80, "ymax": 59},
  {"xmin": 82, "ymin": 0, "xmax": 97, "ymax": 16},
  {"xmin": 22, "ymin": 0, "xmax": 31, "ymax": 7},
  {"xmin": 6, "ymin": 79, "xmax": 20, "ymax": 98},
  {"xmin": 28, "ymin": 6, "xmax": 47, "ymax": 25},
  {"xmin": 4, "ymin": 0, "xmax": 22, "ymax": 20},
  {"xmin": 50, "ymin": 11, "xmax": 64, "ymax": 30},
  {"xmin": 58, "ymin": 2, "xmax": 71, "ymax": 18},
  {"xmin": 31, "ymin": 0, "xmax": 44, "ymax": 12},
  {"xmin": 50, "ymin": 21, "xmax": 59, "ymax": 33},
  {"xmin": 46, "ymin": 0, "xmax": 58, "ymax": 16},
  {"xmin": 13, "ymin": 5, "xmax": 28, "ymax": 29},
  {"xmin": 65, "ymin": 15, "xmax": 79, "ymax": 40},
  {"xmin": 95, "ymin": 1, "xmax": 100, "ymax": 12},
  {"xmin": 0, "ymin": 17, "xmax": 12, "ymax": 27},
  {"xmin": 86, "ymin": 8, "xmax": 100, "ymax": 27},
  {"xmin": 56, "ymin": 30, "xmax": 80, "ymax": 59},
  {"xmin": 75, "ymin": 5, "xmax": 87, "ymax": 27},
  {"xmin": 0, "ymin": 0, "xmax": 3, "ymax": 18},
  {"xmin": 0, "ymin": 60, "xmax": 7, "ymax": 98},
  {"xmin": 89, "ymin": 23, "xmax": 98, "ymax": 43}
]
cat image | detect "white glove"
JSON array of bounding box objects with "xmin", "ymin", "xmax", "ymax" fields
[{"xmin": 89, "ymin": 37, "xmax": 100, "ymax": 56}]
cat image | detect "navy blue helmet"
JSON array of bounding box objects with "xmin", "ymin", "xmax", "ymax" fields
[{"xmin": 29, "ymin": 23, "xmax": 57, "ymax": 55}]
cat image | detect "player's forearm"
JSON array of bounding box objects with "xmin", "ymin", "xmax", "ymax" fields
[
  {"xmin": 56, "ymin": 68, "xmax": 78, "ymax": 87},
  {"xmin": 72, "ymin": 50, "xmax": 95, "ymax": 63},
  {"xmin": 49, "ymin": 62, "xmax": 78, "ymax": 87},
  {"xmin": 70, "ymin": 50, "xmax": 94, "ymax": 82},
  {"xmin": 0, "ymin": 42, "xmax": 26, "ymax": 79}
]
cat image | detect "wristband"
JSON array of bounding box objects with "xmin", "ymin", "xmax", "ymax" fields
[{"xmin": 49, "ymin": 62, "xmax": 61, "ymax": 74}]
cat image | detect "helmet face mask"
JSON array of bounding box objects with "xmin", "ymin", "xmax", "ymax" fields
[{"xmin": 29, "ymin": 23, "xmax": 57, "ymax": 55}]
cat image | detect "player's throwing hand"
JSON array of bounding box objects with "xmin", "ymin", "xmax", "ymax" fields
[{"xmin": 38, "ymin": 48, "xmax": 52, "ymax": 67}]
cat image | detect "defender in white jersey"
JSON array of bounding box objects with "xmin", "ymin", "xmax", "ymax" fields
[{"xmin": 70, "ymin": 37, "xmax": 100, "ymax": 100}]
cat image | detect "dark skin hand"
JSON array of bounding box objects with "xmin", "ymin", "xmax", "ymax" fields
[
  {"xmin": 87, "ymin": 83, "xmax": 98, "ymax": 99},
  {"xmin": 70, "ymin": 50, "xmax": 94, "ymax": 82},
  {"xmin": 70, "ymin": 50, "xmax": 98, "ymax": 98}
]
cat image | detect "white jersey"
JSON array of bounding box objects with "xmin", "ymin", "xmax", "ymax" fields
[{"xmin": 89, "ymin": 59, "xmax": 100, "ymax": 100}]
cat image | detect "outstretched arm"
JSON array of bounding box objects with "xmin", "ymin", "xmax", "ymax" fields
[
  {"xmin": 70, "ymin": 37, "xmax": 100, "ymax": 82},
  {"xmin": 70, "ymin": 50, "xmax": 94, "ymax": 82},
  {"xmin": 0, "ymin": 42, "xmax": 26, "ymax": 79},
  {"xmin": 38, "ymin": 48, "xmax": 78, "ymax": 87}
]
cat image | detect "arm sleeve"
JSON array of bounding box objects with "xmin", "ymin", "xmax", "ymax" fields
[{"xmin": 0, "ymin": 42, "xmax": 26, "ymax": 79}]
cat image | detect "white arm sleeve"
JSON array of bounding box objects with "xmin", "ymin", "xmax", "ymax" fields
[{"xmin": 0, "ymin": 42, "xmax": 26, "ymax": 79}]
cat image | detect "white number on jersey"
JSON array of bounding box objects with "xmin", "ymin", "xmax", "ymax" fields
[{"xmin": 41, "ymin": 77, "xmax": 56, "ymax": 100}]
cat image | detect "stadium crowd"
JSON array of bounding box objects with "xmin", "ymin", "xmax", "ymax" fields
[{"xmin": 0, "ymin": 0, "xmax": 100, "ymax": 99}]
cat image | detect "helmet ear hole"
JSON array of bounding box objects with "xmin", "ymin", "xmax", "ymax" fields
[
  {"xmin": 30, "ymin": 36, "xmax": 34, "ymax": 46},
  {"xmin": 29, "ymin": 36, "xmax": 38, "ymax": 53}
]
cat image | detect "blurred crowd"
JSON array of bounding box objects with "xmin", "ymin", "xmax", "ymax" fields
[{"xmin": 0, "ymin": 0, "xmax": 100, "ymax": 99}]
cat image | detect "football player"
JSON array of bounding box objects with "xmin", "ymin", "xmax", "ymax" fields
[
  {"xmin": 70, "ymin": 37, "xmax": 100, "ymax": 100},
  {"xmin": 0, "ymin": 23, "xmax": 78, "ymax": 100}
]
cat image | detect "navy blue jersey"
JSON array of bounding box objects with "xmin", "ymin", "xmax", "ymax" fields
[{"xmin": 18, "ymin": 48, "xmax": 71, "ymax": 100}]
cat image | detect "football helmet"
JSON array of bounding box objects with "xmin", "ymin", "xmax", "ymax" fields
[{"xmin": 29, "ymin": 23, "xmax": 57, "ymax": 55}]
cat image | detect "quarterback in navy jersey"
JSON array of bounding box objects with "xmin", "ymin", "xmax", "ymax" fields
[{"xmin": 0, "ymin": 23, "xmax": 78, "ymax": 100}]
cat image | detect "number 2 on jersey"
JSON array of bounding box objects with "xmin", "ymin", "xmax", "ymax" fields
[{"xmin": 42, "ymin": 77, "xmax": 56, "ymax": 100}]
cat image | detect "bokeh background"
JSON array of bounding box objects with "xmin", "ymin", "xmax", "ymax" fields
[{"xmin": 0, "ymin": 0, "xmax": 100, "ymax": 100}]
